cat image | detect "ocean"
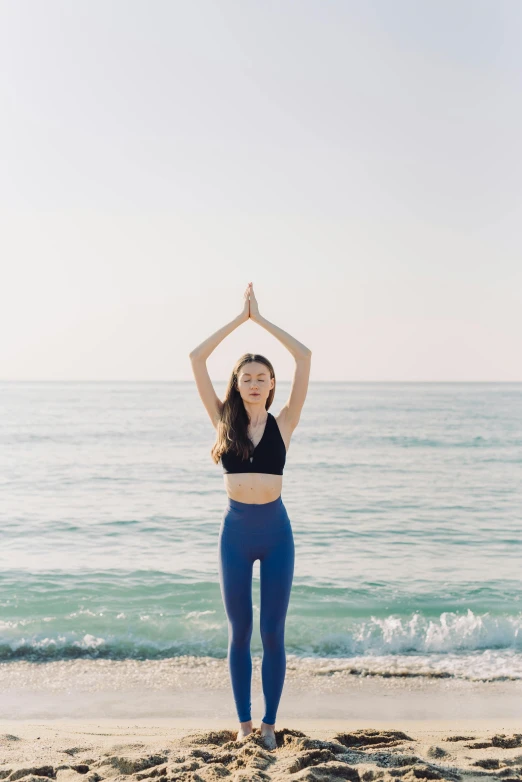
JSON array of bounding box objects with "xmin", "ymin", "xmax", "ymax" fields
[{"xmin": 1, "ymin": 381, "xmax": 521, "ymax": 708}]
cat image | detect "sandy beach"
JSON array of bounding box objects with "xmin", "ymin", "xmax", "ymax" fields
[{"xmin": 1, "ymin": 717, "xmax": 522, "ymax": 781}]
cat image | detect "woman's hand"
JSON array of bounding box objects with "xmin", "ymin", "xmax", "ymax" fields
[
  {"xmin": 240, "ymin": 282, "xmax": 251, "ymax": 323},
  {"xmin": 248, "ymin": 282, "xmax": 261, "ymax": 322}
]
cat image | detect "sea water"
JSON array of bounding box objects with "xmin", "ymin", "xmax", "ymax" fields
[{"xmin": 1, "ymin": 381, "xmax": 521, "ymax": 689}]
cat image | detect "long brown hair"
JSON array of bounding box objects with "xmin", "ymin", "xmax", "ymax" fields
[{"xmin": 211, "ymin": 353, "xmax": 276, "ymax": 465}]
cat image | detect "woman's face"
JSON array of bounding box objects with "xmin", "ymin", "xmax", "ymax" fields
[{"xmin": 237, "ymin": 362, "xmax": 274, "ymax": 404}]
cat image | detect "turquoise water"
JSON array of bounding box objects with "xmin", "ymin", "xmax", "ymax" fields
[{"xmin": 1, "ymin": 381, "xmax": 521, "ymax": 682}]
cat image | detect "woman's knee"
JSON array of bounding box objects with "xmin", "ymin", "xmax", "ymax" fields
[
  {"xmin": 229, "ymin": 617, "xmax": 253, "ymax": 648},
  {"xmin": 260, "ymin": 619, "xmax": 285, "ymax": 651}
]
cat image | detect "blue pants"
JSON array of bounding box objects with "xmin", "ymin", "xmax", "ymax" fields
[{"xmin": 218, "ymin": 495, "xmax": 295, "ymax": 725}]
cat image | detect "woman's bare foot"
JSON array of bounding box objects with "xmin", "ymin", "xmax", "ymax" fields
[
  {"xmin": 236, "ymin": 719, "xmax": 253, "ymax": 741},
  {"xmin": 260, "ymin": 720, "xmax": 276, "ymax": 750}
]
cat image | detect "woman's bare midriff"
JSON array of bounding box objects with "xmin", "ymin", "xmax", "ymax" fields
[{"xmin": 224, "ymin": 473, "xmax": 283, "ymax": 504}]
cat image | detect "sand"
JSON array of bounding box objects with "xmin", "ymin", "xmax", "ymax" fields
[
  {"xmin": 1, "ymin": 662, "xmax": 521, "ymax": 779},
  {"xmin": 1, "ymin": 718, "xmax": 522, "ymax": 782}
]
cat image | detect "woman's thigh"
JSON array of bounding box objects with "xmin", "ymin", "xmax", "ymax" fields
[
  {"xmin": 259, "ymin": 527, "xmax": 295, "ymax": 626},
  {"xmin": 218, "ymin": 526, "xmax": 255, "ymax": 630}
]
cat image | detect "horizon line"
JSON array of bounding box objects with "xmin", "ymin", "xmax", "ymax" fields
[{"xmin": 1, "ymin": 380, "xmax": 521, "ymax": 384}]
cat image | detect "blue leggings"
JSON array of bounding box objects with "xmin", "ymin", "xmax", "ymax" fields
[{"xmin": 218, "ymin": 495, "xmax": 295, "ymax": 725}]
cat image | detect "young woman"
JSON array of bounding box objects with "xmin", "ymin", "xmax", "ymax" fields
[{"xmin": 189, "ymin": 282, "xmax": 311, "ymax": 749}]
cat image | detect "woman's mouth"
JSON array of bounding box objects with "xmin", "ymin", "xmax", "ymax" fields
[{"xmin": 250, "ymin": 393, "xmax": 260, "ymax": 396}]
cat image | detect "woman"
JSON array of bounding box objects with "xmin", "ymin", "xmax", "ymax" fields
[{"xmin": 189, "ymin": 282, "xmax": 311, "ymax": 749}]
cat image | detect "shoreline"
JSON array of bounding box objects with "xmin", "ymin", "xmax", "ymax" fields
[{"xmin": 1, "ymin": 658, "xmax": 521, "ymax": 721}]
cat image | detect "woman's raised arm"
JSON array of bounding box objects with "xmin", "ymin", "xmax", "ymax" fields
[
  {"xmin": 188, "ymin": 284, "xmax": 250, "ymax": 427},
  {"xmin": 189, "ymin": 283, "xmax": 250, "ymax": 361},
  {"xmin": 248, "ymin": 283, "xmax": 311, "ymax": 359}
]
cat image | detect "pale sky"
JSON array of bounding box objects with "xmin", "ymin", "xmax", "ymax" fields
[{"xmin": 1, "ymin": 0, "xmax": 521, "ymax": 381}]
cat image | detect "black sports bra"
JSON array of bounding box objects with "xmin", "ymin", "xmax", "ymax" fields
[{"xmin": 221, "ymin": 412, "xmax": 286, "ymax": 475}]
